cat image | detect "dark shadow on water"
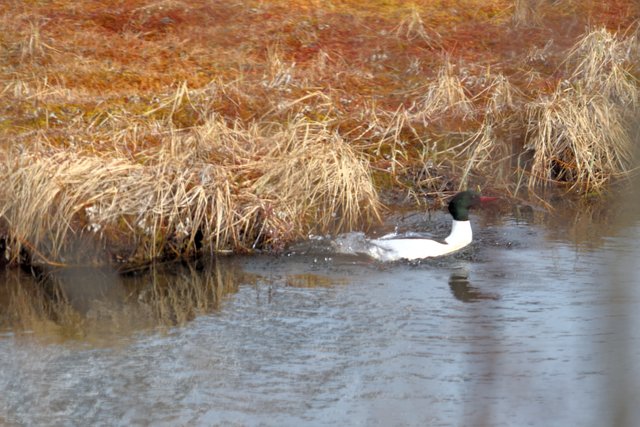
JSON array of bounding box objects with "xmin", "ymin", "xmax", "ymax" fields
[
  {"xmin": 448, "ymin": 269, "xmax": 500, "ymax": 303},
  {"xmin": 0, "ymin": 257, "xmax": 252, "ymax": 345}
]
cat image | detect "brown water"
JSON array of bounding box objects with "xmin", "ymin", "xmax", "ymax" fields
[{"xmin": 1, "ymin": 199, "xmax": 639, "ymax": 426}]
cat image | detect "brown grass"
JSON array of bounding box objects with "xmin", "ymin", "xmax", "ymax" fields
[
  {"xmin": 394, "ymin": 4, "xmax": 442, "ymax": 49},
  {"xmin": 524, "ymin": 28, "xmax": 638, "ymax": 192},
  {"xmin": 565, "ymin": 27, "xmax": 639, "ymax": 107},
  {"xmin": 0, "ymin": 114, "xmax": 380, "ymax": 266},
  {"xmin": 512, "ymin": 0, "xmax": 544, "ymax": 27},
  {"xmin": 415, "ymin": 61, "xmax": 475, "ymax": 121},
  {"xmin": 0, "ymin": 1, "xmax": 639, "ymax": 267},
  {"xmin": 525, "ymin": 89, "xmax": 634, "ymax": 191}
]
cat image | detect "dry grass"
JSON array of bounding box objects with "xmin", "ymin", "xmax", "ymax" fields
[
  {"xmin": 394, "ymin": 4, "xmax": 442, "ymax": 49},
  {"xmin": 524, "ymin": 28, "xmax": 638, "ymax": 192},
  {"xmin": 0, "ymin": 1, "xmax": 638, "ymax": 267},
  {"xmin": 415, "ymin": 61, "xmax": 475, "ymax": 121},
  {"xmin": 484, "ymin": 73, "xmax": 521, "ymax": 116},
  {"xmin": 458, "ymin": 120, "xmax": 508, "ymax": 190},
  {"xmin": 565, "ymin": 27, "xmax": 639, "ymax": 107},
  {"xmin": 0, "ymin": 115, "xmax": 380, "ymax": 266},
  {"xmin": 525, "ymin": 89, "xmax": 633, "ymax": 191},
  {"xmin": 512, "ymin": 0, "xmax": 544, "ymax": 27}
]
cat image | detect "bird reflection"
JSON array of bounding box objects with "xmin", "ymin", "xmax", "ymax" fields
[{"xmin": 448, "ymin": 269, "xmax": 499, "ymax": 302}]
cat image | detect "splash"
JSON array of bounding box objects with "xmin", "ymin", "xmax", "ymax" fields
[{"xmin": 332, "ymin": 232, "xmax": 373, "ymax": 256}]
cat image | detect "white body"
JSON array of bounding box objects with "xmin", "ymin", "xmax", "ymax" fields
[{"xmin": 367, "ymin": 220, "xmax": 473, "ymax": 261}]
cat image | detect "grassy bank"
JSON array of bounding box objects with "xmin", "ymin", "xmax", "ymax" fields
[{"xmin": 0, "ymin": 0, "xmax": 639, "ymax": 267}]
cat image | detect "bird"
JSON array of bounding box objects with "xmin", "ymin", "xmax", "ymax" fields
[{"xmin": 365, "ymin": 190, "xmax": 497, "ymax": 261}]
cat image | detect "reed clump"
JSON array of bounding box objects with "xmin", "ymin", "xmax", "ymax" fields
[
  {"xmin": 524, "ymin": 28, "xmax": 639, "ymax": 192},
  {"xmin": 394, "ymin": 4, "xmax": 442, "ymax": 49},
  {"xmin": 0, "ymin": 116, "xmax": 380, "ymax": 266},
  {"xmin": 512, "ymin": 0, "xmax": 544, "ymax": 27},
  {"xmin": 416, "ymin": 61, "xmax": 475, "ymax": 121},
  {"xmin": 525, "ymin": 89, "xmax": 633, "ymax": 190},
  {"xmin": 565, "ymin": 27, "xmax": 639, "ymax": 107}
]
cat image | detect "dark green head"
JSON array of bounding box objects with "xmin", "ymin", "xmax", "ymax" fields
[{"xmin": 448, "ymin": 191, "xmax": 496, "ymax": 221}]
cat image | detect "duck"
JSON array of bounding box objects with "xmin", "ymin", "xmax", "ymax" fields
[{"xmin": 365, "ymin": 190, "xmax": 497, "ymax": 261}]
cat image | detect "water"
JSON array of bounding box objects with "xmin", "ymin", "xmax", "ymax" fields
[{"xmin": 1, "ymin": 200, "xmax": 639, "ymax": 426}]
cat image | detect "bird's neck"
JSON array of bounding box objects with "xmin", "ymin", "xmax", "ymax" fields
[{"xmin": 444, "ymin": 220, "xmax": 473, "ymax": 248}]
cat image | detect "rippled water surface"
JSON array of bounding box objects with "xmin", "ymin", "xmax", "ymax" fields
[{"xmin": 1, "ymin": 201, "xmax": 640, "ymax": 426}]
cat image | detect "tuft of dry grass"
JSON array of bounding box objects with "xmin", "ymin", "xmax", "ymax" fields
[
  {"xmin": 484, "ymin": 73, "xmax": 521, "ymax": 116},
  {"xmin": 0, "ymin": 115, "xmax": 380, "ymax": 267},
  {"xmin": 458, "ymin": 120, "xmax": 506, "ymax": 189},
  {"xmin": 11, "ymin": 20, "xmax": 55, "ymax": 63},
  {"xmin": 394, "ymin": 4, "xmax": 442, "ymax": 49},
  {"xmin": 523, "ymin": 28, "xmax": 639, "ymax": 192},
  {"xmin": 512, "ymin": 0, "xmax": 544, "ymax": 27},
  {"xmin": 564, "ymin": 27, "xmax": 639, "ymax": 108},
  {"xmin": 415, "ymin": 61, "xmax": 475, "ymax": 121},
  {"xmin": 524, "ymin": 89, "xmax": 633, "ymax": 191}
]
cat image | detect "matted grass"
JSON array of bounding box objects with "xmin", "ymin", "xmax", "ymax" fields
[{"xmin": 0, "ymin": 116, "xmax": 380, "ymax": 266}]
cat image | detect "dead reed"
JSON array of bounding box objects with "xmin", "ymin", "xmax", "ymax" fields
[
  {"xmin": 394, "ymin": 4, "xmax": 442, "ymax": 49},
  {"xmin": 512, "ymin": 0, "xmax": 544, "ymax": 27},
  {"xmin": 565, "ymin": 27, "xmax": 639, "ymax": 108},
  {"xmin": 0, "ymin": 115, "xmax": 380, "ymax": 266},
  {"xmin": 415, "ymin": 61, "xmax": 475, "ymax": 121},
  {"xmin": 525, "ymin": 89, "xmax": 633, "ymax": 191},
  {"xmin": 524, "ymin": 28, "xmax": 639, "ymax": 192}
]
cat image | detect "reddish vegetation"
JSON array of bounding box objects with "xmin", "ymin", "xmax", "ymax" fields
[
  {"xmin": 0, "ymin": 1, "xmax": 636, "ymax": 190},
  {"xmin": 0, "ymin": 1, "xmax": 639, "ymax": 266},
  {"xmin": 1, "ymin": 1, "xmax": 637, "ymax": 162},
  {"xmin": 2, "ymin": 0, "xmax": 637, "ymax": 99},
  {"xmin": 0, "ymin": 0, "xmax": 640, "ymax": 192}
]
